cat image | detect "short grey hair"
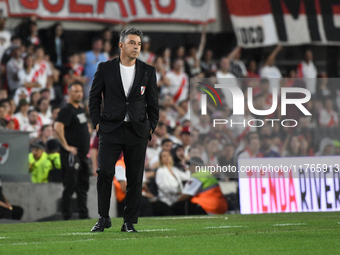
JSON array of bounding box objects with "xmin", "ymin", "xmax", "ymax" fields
[{"xmin": 119, "ymin": 27, "xmax": 143, "ymax": 43}]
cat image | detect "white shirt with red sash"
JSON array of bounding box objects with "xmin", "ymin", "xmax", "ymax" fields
[{"xmin": 164, "ymin": 71, "xmax": 189, "ymax": 104}]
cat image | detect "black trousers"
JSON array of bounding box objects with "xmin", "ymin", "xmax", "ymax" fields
[
  {"xmin": 0, "ymin": 205, "xmax": 24, "ymax": 220},
  {"xmin": 97, "ymin": 122, "xmax": 148, "ymax": 223},
  {"xmin": 60, "ymin": 149, "xmax": 90, "ymax": 220}
]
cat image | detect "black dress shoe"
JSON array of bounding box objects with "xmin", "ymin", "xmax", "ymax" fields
[
  {"xmin": 121, "ymin": 222, "xmax": 138, "ymax": 233},
  {"xmin": 91, "ymin": 217, "xmax": 112, "ymax": 232}
]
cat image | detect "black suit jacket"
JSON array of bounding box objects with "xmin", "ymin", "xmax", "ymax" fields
[{"xmin": 88, "ymin": 57, "xmax": 159, "ymax": 139}]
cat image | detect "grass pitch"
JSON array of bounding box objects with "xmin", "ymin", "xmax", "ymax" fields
[{"xmin": 0, "ymin": 212, "xmax": 339, "ymax": 254}]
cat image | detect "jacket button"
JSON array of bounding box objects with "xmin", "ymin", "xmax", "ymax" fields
[{"xmin": 126, "ymin": 102, "xmax": 129, "ymax": 105}]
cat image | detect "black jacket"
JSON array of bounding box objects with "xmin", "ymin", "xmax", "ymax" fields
[{"xmin": 88, "ymin": 57, "xmax": 159, "ymax": 139}]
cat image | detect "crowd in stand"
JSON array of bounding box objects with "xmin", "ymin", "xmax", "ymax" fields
[{"xmin": 0, "ymin": 16, "xmax": 339, "ymax": 218}]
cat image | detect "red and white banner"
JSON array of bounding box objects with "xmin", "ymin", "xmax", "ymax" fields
[
  {"xmin": 226, "ymin": 0, "xmax": 340, "ymax": 47},
  {"xmin": 238, "ymin": 156, "xmax": 340, "ymax": 214},
  {"xmin": 3, "ymin": 0, "xmax": 216, "ymax": 24}
]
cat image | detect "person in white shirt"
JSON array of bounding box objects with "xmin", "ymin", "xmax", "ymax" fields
[
  {"xmin": 37, "ymin": 97, "xmax": 52, "ymax": 125},
  {"xmin": 155, "ymin": 150, "xmax": 190, "ymax": 215},
  {"xmin": 15, "ymin": 54, "xmax": 42, "ymax": 105},
  {"xmin": 13, "ymin": 99, "xmax": 29, "ymax": 130},
  {"xmin": 33, "ymin": 45, "xmax": 53, "ymax": 91},
  {"xmin": 6, "ymin": 45, "xmax": 23, "ymax": 95},
  {"xmin": 260, "ymin": 45, "xmax": 282, "ymax": 91},
  {"xmin": 21, "ymin": 109, "xmax": 42, "ymax": 142},
  {"xmin": 319, "ymin": 98, "xmax": 339, "ymax": 127},
  {"xmin": 163, "ymin": 59, "xmax": 189, "ymax": 104},
  {"xmin": 297, "ymin": 49, "xmax": 317, "ymax": 94},
  {"xmin": 186, "ymin": 24, "xmax": 206, "ymax": 77},
  {"xmin": 137, "ymin": 36, "xmax": 155, "ymax": 65},
  {"xmin": 216, "ymin": 57, "xmax": 239, "ymax": 109},
  {"xmin": 0, "ymin": 17, "xmax": 11, "ymax": 62}
]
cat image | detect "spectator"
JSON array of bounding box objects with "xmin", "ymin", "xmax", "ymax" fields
[
  {"xmin": 46, "ymin": 138, "xmax": 62, "ymax": 182},
  {"xmin": 169, "ymin": 124, "xmax": 183, "ymax": 145},
  {"xmin": 37, "ymin": 97, "xmax": 52, "ymax": 125},
  {"xmin": 200, "ymin": 49, "xmax": 218, "ymax": 74},
  {"xmin": 29, "ymin": 91, "xmax": 41, "ymax": 110},
  {"xmin": 260, "ymin": 134, "xmax": 280, "ymax": 157},
  {"xmin": 0, "ymin": 177, "xmax": 24, "ymax": 220},
  {"xmin": 319, "ymin": 97, "xmax": 338, "ymax": 127},
  {"xmin": 15, "ymin": 54, "xmax": 41, "ymax": 105},
  {"xmin": 238, "ymin": 136, "xmax": 263, "ymax": 158},
  {"xmin": 180, "ymin": 126, "xmax": 190, "ymax": 159},
  {"xmin": 38, "ymin": 125, "xmax": 54, "ymax": 144},
  {"xmin": 315, "ymin": 138, "xmax": 335, "ymax": 156},
  {"xmin": 297, "ymin": 49, "xmax": 317, "ymax": 95},
  {"xmin": 101, "ymin": 27, "xmax": 112, "ymax": 44},
  {"xmin": 201, "ymin": 137, "xmax": 220, "ymax": 165},
  {"xmin": 0, "ymin": 104, "xmax": 7, "ymax": 129},
  {"xmin": 154, "ymin": 150, "xmax": 190, "ymax": 216},
  {"xmin": 154, "ymin": 56, "xmax": 170, "ymax": 91},
  {"xmin": 102, "ymin": 40, "xmax": 112, "ymax": 60},
  {"xmin": 6, "ymin": 45, "xmax": 23, "ymax": 96},
  {"xmin": 163, "ymin": 59, "xmax": 189, "ymax": 104},
  {"xmin": 218, "ymin": 144, "xmax": 237, "ymax": 180},
  {"xmin": 247, "ymin": 59, "xmax": 260, "ymax": 79},
  {"xmin": 26, "ymin": 22, "xmax": 40, "ymax": 46},
  {"xmin": 171, "ymin": 144, "xmax": 187, "ymax": 172},
  {"xmin": 46, "ymin": 23, "xmax": 67, "ymax": 69},
  {"xmin": 1, "ymin": 35, "xmax": 21, "ymax": 66},
  {"xmin": 84, "ymin": 37, "xmax": 106, "ymax": 99},
  {"xmin": 282, "ymin": 135, "xmax": 301, "ymax": 157},
  {"xmin": 28, "ymin": 141, "xmax": 53, "ymax": 183},
  {"xmin": 162, "ymin": 47, "xmax": 171, "ymax": 71},
  {"xmin": 260, "ymin": 45, "xmax": 282, "ymax": 91},
  {"xmin": 22, "ymin": 109, "xmax": 42, "ymax": 142},
  {"xmin": 216, "ymin": 57, "xmax": 239, "ymax": 109},
  {"xmin": 13, "ymin": 99, "xmax": 29, "ymax": 129},
  {"xmin": 33, "ymin": 45, "xmax": 53, "ymax": 92},
  {"xmin": 0, "ymin": 88, "xmax": 7, "ymax": 100},
  {"xmin": 145, "ymin": 133, "xmax": 160, "ymax": 171},
  {"xmin": 228, "ymin": 46, "xmax": 247, "ymax": 78},
  {"xmin": 149, "ymin": 138, "xmax": 173, "ymax": 170},
  {"xmin": 138, "ymin": 36, "xmax": 155, "ymax": 65},
  {"xmin": 175, "ymin": 157, "xmax": 228, "ymax": 215},
  {"xmin": 0, "ymin": 17, "xmax": 11, "ymax": 61},
  {"xmin": 185, "ymin": 25, "xmax": 206, "ymax": 77},
  {"xmin": 5, "ymin": 99, "xmax": 19, "ymax": 130}
]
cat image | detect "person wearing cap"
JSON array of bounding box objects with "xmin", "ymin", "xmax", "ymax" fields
[
  {"xmin": 174, "ymin": 157, "xmax": 228, "ymax": 215},
  {"xmin": 137, "ymin": 35, "xmax": 155, "ymax": 65},
  {"xmin": 28, "ymin": 141, "xmax": 53, "ymax": 183}
]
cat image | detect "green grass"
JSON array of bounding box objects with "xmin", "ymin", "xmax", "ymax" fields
[{"xmin": 1, "ymin": 212, "xmax": 340, "ymax": 254}]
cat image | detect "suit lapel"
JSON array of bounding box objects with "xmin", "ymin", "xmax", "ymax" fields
[
  {"xmin": 111, "ymin": 57, "xmax": 126, "ymax": 98},
  {"xmin": 128, "ymin": 59, "xmax": 144, "ymax": 98}
]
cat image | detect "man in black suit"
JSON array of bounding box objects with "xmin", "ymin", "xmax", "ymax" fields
[{"xmin": 89, "ymin": 28, "xmax": 159, "ymax": 233}]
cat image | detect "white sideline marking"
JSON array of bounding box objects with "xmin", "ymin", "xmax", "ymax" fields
[
  {"xmin": 206, "ymin": 226, "xmax": 243, "ymax": 229},
  {"xmin": 139, "ymin": 228, "xmax": 175, "ymax": 232},
  {"xmin": 157, "ymin": 216, "xmax": 219, "ymax": 220},
  {"xmin": 0, "ymin": 237, "xmax": 6, "ymax": 239},
  {"xmin": 60, "ymin": 233, "xmax": 96, "ymax": 236},
  {"xmin": 273, "ymin": 223, "xmax": 306, "ymax": 226},
  {"xmin": 0, "ymin": 239, "xmax": 94, "ymax": 246}
]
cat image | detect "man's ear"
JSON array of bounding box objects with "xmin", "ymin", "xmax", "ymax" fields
[{"xmin": 118, "ymin": 42, "xmax": 123, "ymax": 50}]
